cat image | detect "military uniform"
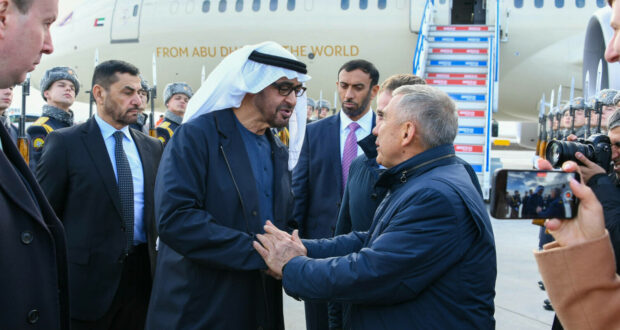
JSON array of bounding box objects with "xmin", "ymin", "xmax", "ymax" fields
[
  {"xmin": 27, "ymin": 105, "xmax": 73, "ymax": 171},
  {"xmin": 156, "ymin": 111, "xmax": 182, "ymax": 146},
  {"xmin": 130, "ymin": 112, "xmax": 149, "ymax": 134},
  {"xmin": 508, "ymin": 193, "xmax": 521, "ymax": 218}
]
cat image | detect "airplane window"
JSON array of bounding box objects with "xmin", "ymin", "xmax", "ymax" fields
[
  {"xmin": 341, "ymin": 0, "xmax": 349, "ymax": 10},
  {"xmin": 513, "ymin": 0, "xmax": 523, "ymax": 9},
  {"xmin": 287, "ymin": 0, "xmax": 294, "ymax": 10},
  {"xmin": 253, "ymin": 0, "xmax": 260, "ymax": 11},
  {"xmin": 360, "ymin": 0, "xmax": 367, "ymax": 9},
  {"xmin": 219, "ymin": 0, "xmax": 227, "ymax": 12},
  {"xmin": 270, "ymin": 0, "xmax": 277, "ymax": 11},
  {"xmin": 555, "ymin": 0, "xmax": 563, "ymax": 8},
  {"xmin": 575, "ymin": 0, "xmax": 584, "ymax": 8},
  {"xmin": 378, "ymin": 0, "xmax": 386, "ymax": 9},
  {"xmin": 236, "ymin": 0, "xmax": 243, "ymax": 11},
  {"xmin": 133, "ymin": 4, "xmax": 139, "ymax": 16},
  {"xmin": 202, "ymin": 0, "xmax": 211, "ymax": 12},
  {"xmin": 597, "ymin": 0, "xmax": 606, "ymax": 7},
  {"xmin": 534, "ymin": 0, "xmax": 543, "ymax": 8}
]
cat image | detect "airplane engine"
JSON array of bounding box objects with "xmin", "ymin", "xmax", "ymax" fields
[{"xmin": 584, "ymin": 6, "xmax": 620, "ymax": 95}]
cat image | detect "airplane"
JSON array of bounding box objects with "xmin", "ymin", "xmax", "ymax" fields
[{"xmin": 29, "ymin": 0, "xmax": 619, "ymax": 144}]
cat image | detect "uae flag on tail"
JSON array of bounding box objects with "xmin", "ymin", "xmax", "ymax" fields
[{"xmin": 94, "ymin": 17, "xmax": 105, "ymax": 27}]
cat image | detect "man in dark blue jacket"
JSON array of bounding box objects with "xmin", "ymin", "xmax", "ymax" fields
[{"xmin": 255, "ymin": 84, "xmax": 496, "ymax": 329}]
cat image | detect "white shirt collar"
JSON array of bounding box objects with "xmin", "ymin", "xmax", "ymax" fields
[
  {"xmin": 339, "ymin": 108, "xmax": 374, "ymax": 133},
  {"xmin": 94, "ymin": 113, "xmax": 133, "ymax": 141}
]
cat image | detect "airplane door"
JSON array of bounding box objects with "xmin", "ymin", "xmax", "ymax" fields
[
  {"xmin": 451, "ymin": 0, "xmax": 486, "ymax": 24},
  {"xmin": 110, "ymin": 0, "xmax": 143, "ymax": 43}
]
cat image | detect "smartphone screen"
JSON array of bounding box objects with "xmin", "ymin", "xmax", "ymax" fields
[{"xmin": 490, "ymin": 169, "xmax": 580, "ymax": 219}]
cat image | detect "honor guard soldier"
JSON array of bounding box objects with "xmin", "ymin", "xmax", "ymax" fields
[
  {"xmin": 156, "ymin": 82, "xmax": 193, "ymax": 145},
  {"xmin": 130, "ymin": 76, "xmax": 150, "ymax": 134},
  {"xmin": 571, "ymin": 97, "xmax": 587, "ymax": 138},
  {"xmin": 27, "ymin": 66, "xmax": 79, "ymax": 171},
  {"xmin": 306, "ymin": 97, "xmax": 317, "ymax": 123},
  {"xmin": 316, "ymin": 99, "xmax": 331, "ymax": 119},
  {"xmin": 596, "ymin": 89, "xmax": 618, "ymax": 133}
]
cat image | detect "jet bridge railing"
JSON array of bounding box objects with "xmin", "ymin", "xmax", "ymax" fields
[{"xmin": 412, "ymin": 0, "xmax": 434, "ymax": 77}]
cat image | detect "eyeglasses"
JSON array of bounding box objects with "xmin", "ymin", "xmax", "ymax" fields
[{"xmin": 271, "ymin": 82, "xmax": 306, "ymax": 97}]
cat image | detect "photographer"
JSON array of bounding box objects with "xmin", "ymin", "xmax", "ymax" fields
[{"xmin": 534, "ymin": 159, "xmax": 620, "ymax": 329}]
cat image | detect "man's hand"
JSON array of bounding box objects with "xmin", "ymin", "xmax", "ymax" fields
[
  {"xmin": 537, "ymin": 159, "xmax": 606, "ymax": 247},
  {"xmin": 565, "ymin": 135, "xmax": 606, "ymax": 183},
  {"xmin": 253, "ymin": 221, "xmax": 307, "ymax": 279},
  {"xmin": 573, "ymin": 151, "xmax": 606, "ymax": 183}
]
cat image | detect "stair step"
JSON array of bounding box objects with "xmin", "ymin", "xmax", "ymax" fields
[
  {"xmin": 454, "ymin": 144, "xmax": 484, "ymax": 153},
  {"xmin": 427, "ymin": 41, "xmax": 489, "ymax": 48},
  {"xmin": 429, "ymin": 36, "xmax": 490, "ymax": 43},
  {"xmin": 434, "ymin": 85, "xmax": 488, "ymax": 94},
  {"xmin": 457, "ymin": 109, "xmax": 487, "ymax": 117},
  {"xmin": 430, "ymin": 48, "xmax": 488, "ymax": 55},
  {"xmin": 432, "ymin": 25, "xmax": 494, "ymax": 32},
  {"xmin": 427, "ymin": 73, "xmax": 487, "ymax": 79},
  {"xmin": 426, "ymin": 66, "xmax": 489, "ymax": 74},
  {"xmin": 454, "ymin": 101, "xmax": 487, "ymax": 110},
  {"xmin": 449, "ymin": 93, "xmax": 486, "ymax": 102},
  {"xmin": 428, "ymin": 60, "xmax": 488, "ymax": 67},
  {"xmin": 427, "ymin": 79, "xmax": 487, "ymax": 86},
  {"xmin": 429, "ymin": 30, "xmax": 494, "ymax": 38},
  {"xmin": 455, "ymin": 134, "xmax": 487, "ymax": 145},
  {"xmin": 428, "ymin": 54, "xmax": 488, "ymax": 61}
]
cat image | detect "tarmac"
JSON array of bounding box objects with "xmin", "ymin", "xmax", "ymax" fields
[{"xmin": 283, "ymin": 150, "xmax": 556, "ymax": 329}]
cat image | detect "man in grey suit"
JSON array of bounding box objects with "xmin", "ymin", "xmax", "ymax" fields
[{"xmin": 37, "ymin": 60, "xmax": 164, "ymax": 329}]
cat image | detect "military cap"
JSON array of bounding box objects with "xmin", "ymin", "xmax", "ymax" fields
[
  {"xmin": 317, "ymin": 99, "xmax": 331, "ymax": 110},
  {"xmin": 164, "ymin": 82, "xmax": 193, "ymax": 105},
  {"xmin": 561, "ymin": 103, "xmax": 570, "ymax": 115},
  {"xmin": 571, "ymin": 97, "xmax": 585, "ymax": 110},
  {"xmin": 595, "ymin": 89, "xmax": 618, "ymax": 106},
  {"xmin": 307, "ymin": 97, "xmax": 316, "ymax": 109},
  {"xmin": 609, "ymin": 108, "xmax": 620, "ymax": 131},
  {"xmin": 140, "ymin": 75, "xmax": 150, "ymax": 102},
  {"xmin": 40, "ymin": 66, "xmax": 80, "ymax": 100},
  {"xmin": 613, "ymin": 91, "xmax": 620, "ymax": 105}
]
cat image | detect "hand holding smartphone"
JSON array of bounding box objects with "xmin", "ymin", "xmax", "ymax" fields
[{"xmin": 490, "ymin": 169, "xmax": 580, "ymax": 219}]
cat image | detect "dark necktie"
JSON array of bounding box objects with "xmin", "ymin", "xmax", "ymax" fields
[{"xmin": 114, "ymin": 131, "xmax": 134, "ymax": 251}]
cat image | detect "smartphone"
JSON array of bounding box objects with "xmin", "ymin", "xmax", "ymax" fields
[{"xmin": 490, "ymin": 169, "xmax": 580, "ymax": 219}]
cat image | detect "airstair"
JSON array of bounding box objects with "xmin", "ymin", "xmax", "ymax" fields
[{"xmin": 413, "ymin": 0, "xmax": 500, "ymax": 199}]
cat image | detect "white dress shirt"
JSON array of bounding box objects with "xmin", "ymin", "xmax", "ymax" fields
[
  {"xmin": 94, "ymin": 114, "xmax": 146, "ymax": 244},
  {"xmin": 339, "ymin": 108, "xmax": 374, "ymax": 160}
]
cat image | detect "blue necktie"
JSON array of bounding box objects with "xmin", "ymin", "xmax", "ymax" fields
[{"xmin": 114, "ymin": 131, "xmax": 134, "ymax": 252}]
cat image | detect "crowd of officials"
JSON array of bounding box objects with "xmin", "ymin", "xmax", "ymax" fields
[{"xmin": 0, "ymin": 0, "xmax": 620, "ymax": 329}]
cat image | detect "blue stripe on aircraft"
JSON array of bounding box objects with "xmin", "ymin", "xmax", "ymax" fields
[
  {"xmin": 429, "ymin": 60, "xmax": 488, "ymax": 67},
  {"xmin": 432, "ymin": 37, "xmax": 489, "ymax": 42},
  {"xmin": 458, "ymin": 126, "xmax": 485, "ymax": 135},
  {"xmin": 449, "ymin": 94, "xmax": 486, "ymax": 101}
]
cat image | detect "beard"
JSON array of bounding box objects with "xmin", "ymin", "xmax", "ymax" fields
[
  {"xmin": 266, "ymin": 104, "xmax": 293, "ymax": 129},
  {"xmin": 104, "ymin": 97, "xmax": 139, "ymax": 126},
  {"xmin": 342, "ymin": 88, "xmax": 372, "ymax": 118}
]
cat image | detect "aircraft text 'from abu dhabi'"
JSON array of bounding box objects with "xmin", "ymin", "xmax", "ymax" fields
[{"xmin": 155, "ymin": 45, "xmax": 360, "ymax": 58}]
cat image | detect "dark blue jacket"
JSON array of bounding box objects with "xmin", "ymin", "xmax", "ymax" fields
[
  {"xmin": 283, "ymin": 144, "xmax": 497, "ymax": 329},
  {"xmin": 292, "ymin": 114, "xmax": 375, "ymax": 239},
  {"xmin": 146, "ymin": 109, "xmax": 293, "ymax": 330}
]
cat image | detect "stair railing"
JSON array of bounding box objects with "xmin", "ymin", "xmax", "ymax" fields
[{"xmin": 412, "ymin": 0, "xmax": 435, "ymax": 77}]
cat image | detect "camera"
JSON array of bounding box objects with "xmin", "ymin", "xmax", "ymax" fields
[{"xmin": 545, "ymin": 133, "xmax": 612, "ymax": 172}]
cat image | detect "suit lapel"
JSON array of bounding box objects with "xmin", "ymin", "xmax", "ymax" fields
[
  {"xmin": 214, "ymin": 110, "xmax": 261, "ymax": 232},
  {"xmin": 81, "ymin": 117, "xmax": 123, "ymax": 218},
  {"xmin": 0, "ymin": 124, "xmax": 44, "ymax": 223},
  {"xmin": 325, "ymin": 115, "xmax": 343, "ymax": 194}
]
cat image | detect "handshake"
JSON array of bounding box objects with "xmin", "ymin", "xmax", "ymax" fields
[{"xmin": 253, "ymin": 221, "xmax": 308, "ymax": 279}]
